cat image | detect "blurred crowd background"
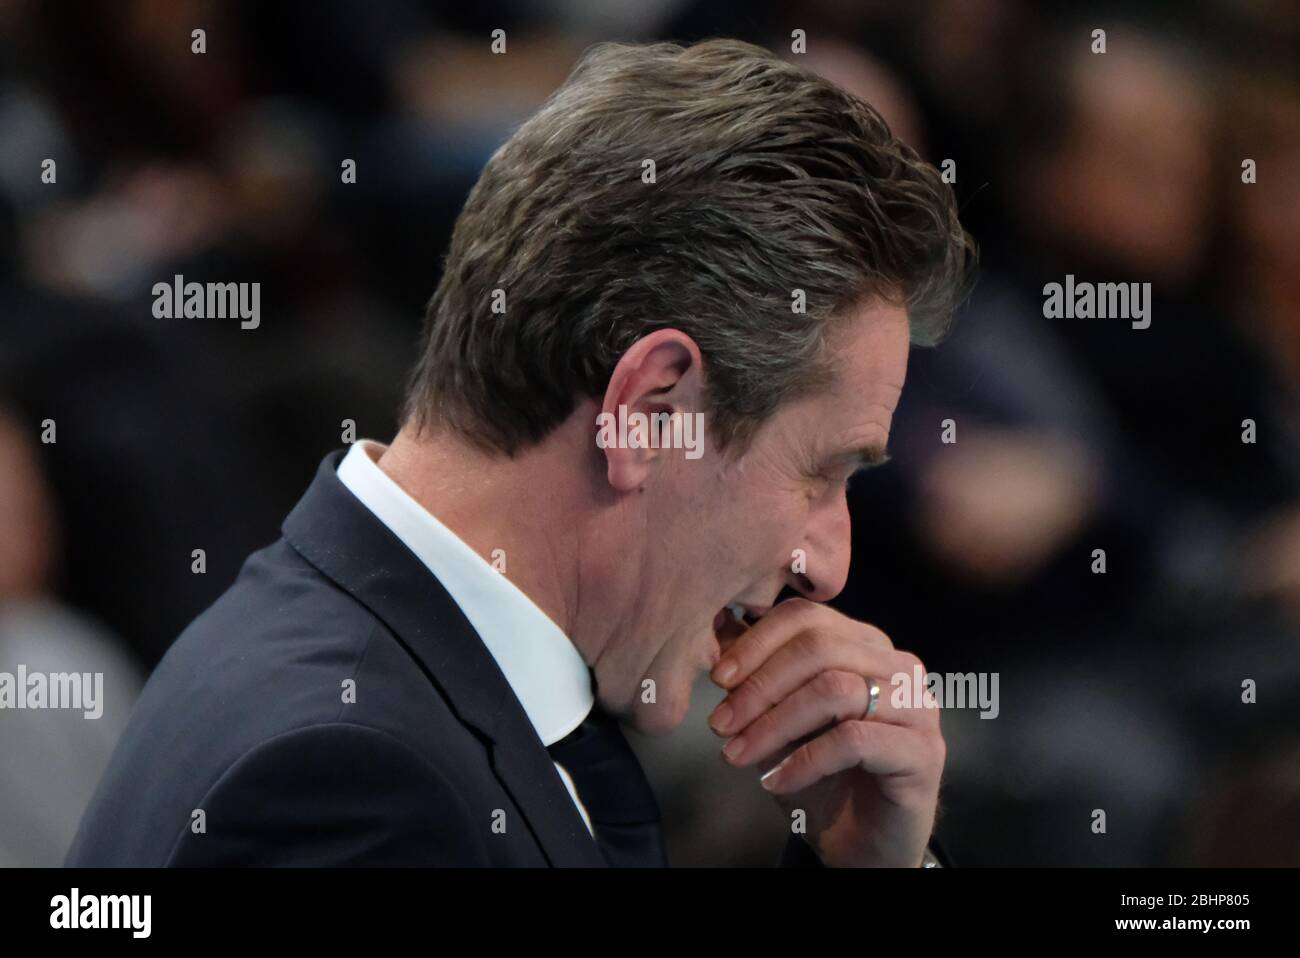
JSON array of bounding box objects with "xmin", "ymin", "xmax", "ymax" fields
[{"xmin": 1, "ymin": 0, "xmax": 1297, "ymax": 866}]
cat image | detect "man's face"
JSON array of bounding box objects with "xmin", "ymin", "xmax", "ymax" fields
[{"xmin": 597, "ymin": 299, "xmax": 910, "ymax": 733}]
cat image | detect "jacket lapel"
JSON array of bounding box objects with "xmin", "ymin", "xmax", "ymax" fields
[{"xmin": 282, "ymin": 451, "xmax": 606, "ymax": 867}]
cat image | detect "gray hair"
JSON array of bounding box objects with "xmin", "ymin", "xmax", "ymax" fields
[{"xmin": 404, "ymin": 38, "xmax": 975, "ymax": 456}]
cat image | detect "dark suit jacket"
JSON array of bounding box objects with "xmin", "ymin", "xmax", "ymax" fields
[{"xmin": 67, "ymin": 450, "xmax": 610, "ymax": 866}]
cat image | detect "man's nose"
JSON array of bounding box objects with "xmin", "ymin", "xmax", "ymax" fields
[{"xmin": 788, "ymin": 493, "xmax": 852, "ymax": 603}]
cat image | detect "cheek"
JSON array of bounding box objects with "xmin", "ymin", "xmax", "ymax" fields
[
  {"xmin": 715, "ymin": 519, "xmax": 803, "ymax": 593},
  {"xmin": 758, "ymin": 485, "xmax": 815, "ymax": 541},
  {"xmin": 675, "ymin": 461, "xmax": 810, "ymax": 591}
]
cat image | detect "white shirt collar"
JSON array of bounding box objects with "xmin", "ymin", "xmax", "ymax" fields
[{"xmin": 336, "ymin": 439, "xmax": 593, "ymax": 746}]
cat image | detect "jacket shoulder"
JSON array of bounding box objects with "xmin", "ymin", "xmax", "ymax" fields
[{"xmin": 67, "ymin": 538, "xmax": 494, "ymax": 866}]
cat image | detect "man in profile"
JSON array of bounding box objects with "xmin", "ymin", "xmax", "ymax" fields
[{"xmin": 68, "ymin": 38, "xmax": 973, "ymax": 867}]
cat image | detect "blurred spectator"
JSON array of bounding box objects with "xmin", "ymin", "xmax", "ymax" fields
[
  {"xmin": 1, "ymin": 0, "xmax": 1296, "ymax": 866},
  {"xmin": 0, "ymin": 406, "xmax": 143, "ymax": 866}
]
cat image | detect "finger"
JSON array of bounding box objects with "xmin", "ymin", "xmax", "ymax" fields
[
  {"xmin": 723, "ymin": 670, "xmax": 882, "ymax": 767},
  {"xmin": 709, "ymin": 599, "xmax": 815, "ymax": 690},
  {"xmin": 710, "ymin": 635, "xmax": 925, "ymax": 738},
  {"xmin": 759, "ymin": 719, "xmax": 931, "ymax": 795},
  {"xmin": 710, "ymin": 598, "xmax": 892, "ymax": 690}
]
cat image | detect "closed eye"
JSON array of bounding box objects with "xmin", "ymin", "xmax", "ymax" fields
[
  {"xmin": 845, "ymin": 453, "xmax": 890, "ymax": 490},
  {"xmin": 815, "ymin": 446, "xmax": 890, "ymax": 494}
]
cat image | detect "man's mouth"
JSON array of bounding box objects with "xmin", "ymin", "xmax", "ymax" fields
[{"xmin": 712, "ymin": 602, "xmax": 758, "ymax": 645}]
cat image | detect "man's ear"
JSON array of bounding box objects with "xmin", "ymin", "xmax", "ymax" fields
[{"xmin": 596, "ymin": 329, "xmax": 704, "ymax": 492}]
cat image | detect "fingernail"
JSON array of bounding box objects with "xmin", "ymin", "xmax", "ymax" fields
[
  {"xmin": 709, "ymin": 702, "xmax": 733, "ymax": 734},
  {"xmin": 712, "ymin": 660, "xmax": 738, "ymax": 686},
  {"xmin": 760, "ymin": 760, "xmax": 786, "ymax": 791},
  {"xmin": 722, "ymin": 735, "xmax": 746, "ymax": 762}
]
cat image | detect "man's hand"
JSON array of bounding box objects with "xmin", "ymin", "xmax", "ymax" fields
[{"xmin": 708, "ymin": 599, "xmax": 945, "ymax": 867}]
